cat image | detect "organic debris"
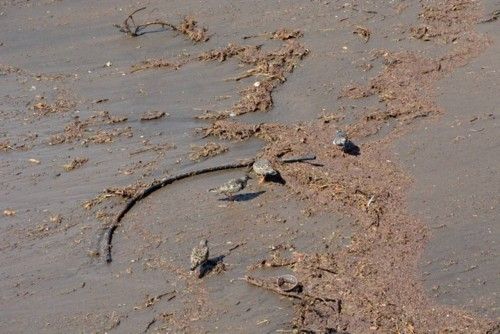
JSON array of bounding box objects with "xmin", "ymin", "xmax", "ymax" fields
[
  {"xmin": 114, "ymin": 7, "xmax": 208, "ymax": 42},
  {"xmin": 479, "ymin": 9, "xmax": 500, "ymax": 23},
  {"xmin": 83, "ymin": 181, "xmax": 150, "ymax": 210},
  {"xmin": 178, "ymin": 16, "xmax": 209, "ymax": 42},
  {"xmin": 317, "ymin": 112, "xmax": 344, "ymax": 124},
  {"xmin": 105, "ymin": 181, "xmax": 149, "ymax": 199},
  {"xmin": 49, "ymin": 214, "xmax": 63, "ymax": 224},
  {"xmin": 134, "ymin": 291, "xmax": 176, "ymax": 310},
  {"xmin": 202, "ymin": 120, "xmax": 261, "ymax": 141},
  {"xmin": 23, "ymin": 213, "xmax": 67, "ymax": 239},
  {"xmin": 243, "ymin": 28, "xmax": 303, "ymax": 40},
  {"xmin": 96, "ymin": 111, "xmax": 128, "ymax": 124},
  {"xmin": 140, "ymin": 111, "xmax": 168, "ymax": 121},
  {"xmin": 63, "ymin": 157, "xmax": 88, "ymax": 171},
  {"xmin": 32, "ymin": 95, "xmax": 76, "ymax": 115},
  {"xmin": 130, "ymin": 58, "xmax": 183, "ymax": 73},
  {"xmin": 199, "ymin": 39, "xmax": 308, "ymax": 119},
  {"xmin": 417, "ymin": 0, "xmax": 481, "ymax": 44},
  {"xmin": 411, "ymin": 25, "xmax": 431, "ymax": 41},
  {"xmin": 340, "ymin": 84, "xmax": 373, "ymax": 99},
  {"xmin": 272, "ymin": 28, "xmax": 303, "ymax": 40},
  {"xmin": 353, "ymin": 26, "xmax": 371, "ymax": 43},
  {"xmin": 198, "ymin": 44, "xmax": 262, "ymax": 63},
  {"xmin": 0, "ymin": 140, "xmax": 15, "ymax": 152},
  {"xmin": 3, "ymin": 209, "xmax": 16, "ymax": 216},
  {"xmin": 250, "ymin": 253, "xmax": 296, "ymax": 269},
  {"xmin": 84, "ymin": 127, "xmax": 133, "ymax": 144},
  {"xmin": 244, "ymin": 275, "xmax": 339, "ymax": 308},
  {"xmin": 189, "ymin": 142, "xmax": 228, "ymax": 161},
  {"xmin": 83, "ymin": 194, "xmax": 113, "ymax": 210},
  {"xmin": 129, "ymin": 142, "xmax": 176, "ymax": 156},
  {"xmin": 48, "ymin": 119, "xmax": 90, "ymax": 145}
]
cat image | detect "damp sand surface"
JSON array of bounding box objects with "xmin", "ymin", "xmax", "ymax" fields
[{"xmin": 0, "ymin": 0, "xmax": 499, "ymax": 332}]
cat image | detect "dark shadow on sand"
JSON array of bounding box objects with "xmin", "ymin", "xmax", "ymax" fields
[
  {"xmin": 344, "ymin": 141, "xmax": 360, "ymax": 156},
  {"xmin": 198, "ymin": 255, "xmax": 225, "ymax": 278},
  {"xmin": 265, "ymin": 173, "xmax": 286, "ymax": 185},
  {"xmin": 219, "ymin": 190, "xmax": 265, "ymax": 202}
]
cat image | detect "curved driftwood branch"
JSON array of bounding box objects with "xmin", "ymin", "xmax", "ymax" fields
[
  {"xmin": 114, "ymin": 6, "xmax": 177, "ymax": 37},
  {"xmin": 104, "ymin": 159, "xmax": 255, "ymax": 263},
  {"xmin": 103, "ymin": 155, "xmax": 316, "ymax": 263}
]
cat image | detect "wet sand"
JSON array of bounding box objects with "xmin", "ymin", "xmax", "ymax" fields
[
  {"xmin": 396, "ymin": 10, "xmax": 500, "ymax": 319},
  {"xmin": 1, "ymin": 0, "xmax": 499, "ymax": 333}
]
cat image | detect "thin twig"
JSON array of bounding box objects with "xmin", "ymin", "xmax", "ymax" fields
[
  {"xmin": 144, "ymin": 318, "xmax": 156, "ymax": 333},
  {"xmin": 114, "ymin": 7, "xmax": 177, "ymax": 37},
  {"xmin": 243, "ymin": 275, "xmax": 303, "ymax": 300},
  {"xmin": 280, "ymin": 155, "xmax": 316, "ymax": 163},
  {"xmin": 244, "ymin": 275, "xmax": 339, "ymax": 306}
]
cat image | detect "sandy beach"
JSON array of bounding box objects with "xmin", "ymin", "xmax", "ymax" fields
[{"xmin": 1, "ymin": 0, "xmax": 498, "ymax": 332}]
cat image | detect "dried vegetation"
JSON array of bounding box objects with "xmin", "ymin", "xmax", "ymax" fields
[
  {"xmin": 114, "ymin": 7, "xmax": 208, "ymax": 42},
  {"xmin": 189, "ymin": 142, "xmax": 228, "ymax": 161}
]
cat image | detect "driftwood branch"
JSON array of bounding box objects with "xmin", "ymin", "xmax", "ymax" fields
[
  {"xmin": 281, "ymin": 155, "xmax": 316, "ymax": 164},
  {"xmin": 114, "ymin": 7, "xmax": 177, "ymax": 37},
  {"xmin": 104, "ymin": 159, "xmax": 255, "ymax": 263},
  {"xmin": 101, "ymin": 155, "xmax": 316, "ymax": 263}
]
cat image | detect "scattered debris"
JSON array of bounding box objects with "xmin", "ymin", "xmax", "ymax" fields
[
  {"xmin": 479, "ymin": 9, "xmax": 500, "ymax": 23},
  {"xmin": 131, "ymin": 58, "xmax": 183, "ymax": 73},
  {"xmin": 340, "ymin": 84, "xmax": 373, "ymax": 99},
  {"xmin": 272, "ymin": 28, "xmax": 303, "ymax": 40},
  {"xmin": 189, "ymin": 142, "xmax": 228, "ymax": 161},
  {"xmin": 63, "ymin": 157, "xmax": 88, "ymax": 171},
  {"xmin": 48, "ymin": 119, "xmax": 90, "ymax": 145},
  {"xmin": 0, "ymin": 141, "xmax": 15, "ymax": 152},
  {"xmin": 114, "ymin": 7, "xmax": 208, "ymax": 42},
  {"xmin": 49, "ymin": 214, "xmax": 63, "ymax": 224},
  {"xmin": 411, "ymin": 25, "xmax": 431, "ymax": 40},
  {"xmin": 134, "ymin": 291, "xmax": 176, "ymax": 310},
  {"xmin": 97, "ymin": 111, "xmax": 128, "ymax": 124},
  {"xmin": 92, "ymin": 98, "xmax": 109, "ymax": 104},
  {"xmin": 129, "ymin": 142, "xmax": 176, "ymax": 156},
  {"xmin": 105, "ymin": 181, "xmax": 150, "ymax": 199},
  {"xmin": 198, "ymin": 39, "xmax": 308, "ymax": 119},
  {"xmin": 3, "ymin": 209, "xmax": 16, "ymax": 216},
  {"xmin": 32, "ymin": 95, "xmax": 76, "ymax": 115},
  {"xmin": 244, "ymin": 275, "xmax": 339, "ymax": 309},
  {"xmin": 202, "ymin": 120, "xmax": 261, "ymax": 140},
  {"xmin": 140, "ymin": 111, "xmax": 168, "ymax": 121},
  {"xmin": 84, "ymin": 127, "xmax": 133, "ymax": 144},
  {"xmin": 318, "ymin": 112, "xmax": 344, "ymax": 124},
  {"xmin": 198, "ymin": 44, "xmax": 261, "ymax": 63},
  {"xmin": 353, "ymin": 26, "xmax": 371, "ymax": 43},
  {"xmin": 178, "ymin": 16, "xmax": 209, "ymax": 42},
  {"xmin": 243, "ymin": 28, "xmax": 303, "ymax": 40},
  {"xmin": 251, "ymin": 254, "xmax": 296, "ymax": 269}
]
